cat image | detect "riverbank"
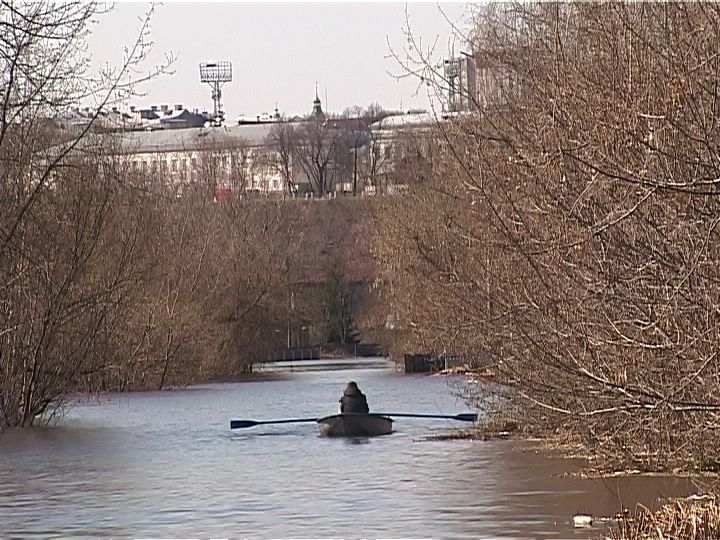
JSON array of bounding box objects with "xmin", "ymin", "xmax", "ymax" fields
[
  {"xmin": 609, "ymin": 495, "xmax": 720, "ymax": 540},
  {"xmin": 516, "ymin": 434, "xmax": 720, "ymax": 539},
  {"xmin": 205, "ymin": 371, "xmax": 291, "ymax": 384},
  {"xmin": 426, "ymin": 404, "xmax": 720, "ymax": 539}
]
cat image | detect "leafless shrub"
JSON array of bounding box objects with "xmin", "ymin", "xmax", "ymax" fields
[
  {"xmin": 609, "ymin": 498, "xmax": 720, "ymax": 540},
  {"xmin": 0, "ymin": 2, "xmax": 172, "ymax": 427},
  {"xmin": 92, "ymin": 171, "xmax": 304, "ymax": 391},
  {"xmin": 374, "ymin": 2, "xmax": 720, "ymax": 471},
  {"xmin": 266, "ymin": 122, "xmax": 297, "ymax": 194},
  {"xmin": 0, "ymin": 143, "xmax": 149, "ymax": 425}
]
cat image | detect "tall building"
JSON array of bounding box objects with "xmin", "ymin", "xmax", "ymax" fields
[{"xmin": 443, "ymin": 54, "xmax": 478, "ymax": 112}]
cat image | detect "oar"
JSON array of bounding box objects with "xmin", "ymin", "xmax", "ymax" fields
[
  {"xmin": 372, "ymin": 412, "xmax": 478, "ymax": 422},
  {"xmin": 229, "ymin": 412, "xmax": 478, "ymax": 430},
  {"xmin": 230, "ymin": 417, "xmax": 318, "ymax": 429}
]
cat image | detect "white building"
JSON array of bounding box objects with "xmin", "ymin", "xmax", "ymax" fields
[{"xmin": 109, "ymin": 124, "xmax": 291, "ymax": 196}]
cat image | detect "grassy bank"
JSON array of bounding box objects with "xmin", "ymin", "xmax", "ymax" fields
[{"xmin": 608, "ymin": 497, "xmax": 720, "ymax": 540}]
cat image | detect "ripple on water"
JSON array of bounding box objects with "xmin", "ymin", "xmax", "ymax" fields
[{"xmin": 0, "ymin": 367, "xmax": 697, "ymax": 539}]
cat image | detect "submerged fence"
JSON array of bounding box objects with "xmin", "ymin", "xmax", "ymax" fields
[{"xmin": 266, "ymin": 343, "xmax": 383, "ymax": 362}]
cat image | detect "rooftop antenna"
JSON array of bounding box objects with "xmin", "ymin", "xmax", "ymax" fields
[{"xmin": 199, "ymin": 61, "xmax": 232, "ymax": 124}]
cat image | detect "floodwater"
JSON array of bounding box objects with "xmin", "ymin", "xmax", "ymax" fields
[{"xmin": 0, "ymin": 359, "xmax": 696, "ymax": 539}]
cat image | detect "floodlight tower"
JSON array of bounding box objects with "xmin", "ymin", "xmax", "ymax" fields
[
  {"xmin": 443, "ymin": 58, "xmax": 461, "ymax": 112},
  {"xmin": 199, "ymin": 61, "xmax": 232, "ymax": 124}
]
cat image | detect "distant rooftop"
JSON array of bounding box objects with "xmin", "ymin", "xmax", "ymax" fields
[
  {"xmin": 369, "ymin": 110, "xmax": 466, "ymax": 131},
  {"xmin": 369, "ymin": 112, "xmax": 439, "ymax": 130},
  {"xmin": 112, "ymin": 124, "xmax": 278, "ymax": 154}
]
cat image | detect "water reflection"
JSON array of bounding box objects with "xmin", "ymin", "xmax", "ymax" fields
[
  {"xmin": 0, "ymin": 364, "xmax": 695, "ymax": 539},
  {"xmin": 342, "ymin": 436, "xmax": 372, "ymax": 446}
]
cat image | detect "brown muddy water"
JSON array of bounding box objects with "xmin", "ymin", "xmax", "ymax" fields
[{"xmin": 0, "ymin": 359, "xmax": 696, "ymax": 539}]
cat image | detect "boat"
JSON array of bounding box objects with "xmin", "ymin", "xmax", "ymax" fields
[{"xmin": 316, "ymin": 413, "xmax": 393, "ymax": 437}]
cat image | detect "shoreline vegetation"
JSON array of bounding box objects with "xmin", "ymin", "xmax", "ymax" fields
[
  {"xmin": 444, "ymin": 374, "xmax": 720, "ymax": 539},
  {"xmin": 426, "ymin": 405, "xmax": 720, "ymax": 539},
  {"xmin": 368, "ymin": 3, "xmax": 720, "ymax": 535}
]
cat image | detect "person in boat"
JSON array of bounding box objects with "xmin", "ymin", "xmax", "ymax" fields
[{"xmin": 339, "ymin": 381, "xmax": 370, "ymax": 414}]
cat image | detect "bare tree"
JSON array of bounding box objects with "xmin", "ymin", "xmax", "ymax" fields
[
  {"xmin": 375, "ymin": 2, "xmax": 720, "ymax": 472},
  {"xmin": 366, "ymin": 123, "xmax": 392, "ymax": 195},
  {"xmin": 193, "ymin": 135, "xmax": 252, "ymax": 198},
  {"xmin": 95, "ymin": 161, "xmax": 304, "ymax": 391},
  {"xmin": 0, "ymin": 2, "xmax": 172, "ymax": 428},
  {"xmin": 209, "ymin": 198, "xmax": 304, "ymax": 371},
  {"xmin": 339, "ymin": 107, "xmax": 369, "ymax": 196},
  {"xmin": 266, "ymin": 121, "xmax": 296, "ymax": 194},
  {"xmin": 365, "ymin": 102, "xmax": 386, "ymax": 122},
  {"xmin": 294, "ymin": 118, "xmax": 341, "ymax": 197},
  {"xmin": 0, "ymin": 144, "xmax": 148, "ymax": 426},
  {"xmin": 0, "ymin": 2, "xmax": 171, "ymax": 255}
]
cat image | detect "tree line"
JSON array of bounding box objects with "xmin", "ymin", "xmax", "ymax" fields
[
  {"xmin": 0, "ymin": 2, "xmax": 377, "ymax": 428},
  {"xmin": 265, "ymin": 103, "xmax": 389, "ymax": 197},
  {"xmin": 373, "ymin": 2, "xmax": 720, "ymax": 472}
]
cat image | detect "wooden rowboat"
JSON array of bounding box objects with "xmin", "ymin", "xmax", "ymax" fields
[
  {"xmin": 317, "ymin": 413, "xmax": 393, "ymax": 437},
  {"xmin": 230, "ymin": 412, "xmax": 475, "ymax": 433}
]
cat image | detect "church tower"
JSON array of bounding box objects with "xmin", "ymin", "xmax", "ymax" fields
[{"xmin": 312, "ymin": 83, "xmax": 324, "ymax": 119}]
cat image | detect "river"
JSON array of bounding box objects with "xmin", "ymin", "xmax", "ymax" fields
[{"xmin": 0, "ymin": 359, "xmax": 695, "ymax": 539}]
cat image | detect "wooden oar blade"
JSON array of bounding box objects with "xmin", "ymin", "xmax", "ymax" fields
[
  {"xmin": 230, "ymin": 417, "xmax": 320, "ymax": 429},
  {"xmin": 373, "ymin": 412, "xmax": 478, "ymax": 422},
  {"xmin": 230, "ymin": 419, "xmax": 259, "ymax": 429}
]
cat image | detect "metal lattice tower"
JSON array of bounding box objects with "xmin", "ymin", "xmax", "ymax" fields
[
  {"xmin": 199, "ymin": 61, "xmax": 232, "ymax": 123},
  {"xmin": 443, "ymin": 58, "xmax": 461, "ymax": 112}
]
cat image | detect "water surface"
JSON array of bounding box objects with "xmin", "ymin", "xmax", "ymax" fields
[{"xmin": 0, "ymin": 360, "xmax": 695, "ymax": 539}]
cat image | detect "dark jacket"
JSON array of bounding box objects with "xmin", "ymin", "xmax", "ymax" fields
[{"xmin": 339, "ymin": 382, "xmax": 369, "ymax": 414}]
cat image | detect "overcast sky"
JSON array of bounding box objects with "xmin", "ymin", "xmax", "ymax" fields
[{"xmin": 87, "ymin": 2, "xmax": 472, "ymax": 119}]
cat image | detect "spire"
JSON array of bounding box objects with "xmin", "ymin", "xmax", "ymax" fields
[{"xmin": 312, "ymin": 82, "xmax": 324, "ymax": 118}]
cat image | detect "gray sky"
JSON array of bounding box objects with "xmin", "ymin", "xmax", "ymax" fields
[{"xmin": 87, "ymin": 2, "xmax": 471, "ymax": 119}]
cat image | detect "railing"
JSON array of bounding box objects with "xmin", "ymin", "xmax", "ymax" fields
[
  {"xmin": 267, "ymin": 346, "xmax": 322, "ymax": 362},
  {"xmin": 265, "ymin": 343, "xmax": 384, "ymax": 362}
]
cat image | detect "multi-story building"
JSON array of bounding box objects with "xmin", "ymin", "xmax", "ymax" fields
[
  {"xmin": 66, "ymin": 95, "xmax": 446, "ymax": 199},
  {"xmin": 366, "ymin": 111, "xmax": 445, "ymax": 194},
  {"xmin": 107, "ymin": 95, "xmax": 389, "ymax": 199},
  {"xmin": 444, "ymin": 49, "xmax": 525, "ymax": 112},
  {"xmin": 115, "ymin": 123, "xmax": 291, "ymax": 197},
  {"xmin": 443, "ymin": 53, "xmax": 478, "ymax": 112}
]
